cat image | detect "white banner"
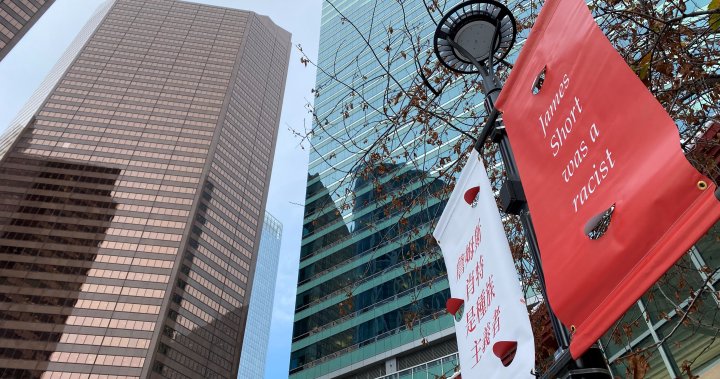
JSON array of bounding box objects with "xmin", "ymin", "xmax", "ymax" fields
[{"xmin": 434, "ymin": 149, "xmax": 535, "ymax": 378}]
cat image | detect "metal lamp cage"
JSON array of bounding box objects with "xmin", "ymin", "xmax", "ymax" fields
[{"xmin": 434, "ymin": 0, "xmax": 517, "ymax": 74}]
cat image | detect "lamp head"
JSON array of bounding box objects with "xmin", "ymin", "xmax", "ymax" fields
[{"xmin": 434, "ymin": 0, "xmax": 516, "ymax": 74}]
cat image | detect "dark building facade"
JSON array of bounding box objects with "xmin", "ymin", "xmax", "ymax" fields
[
  {"xmin": 0, "ymin": 0, "xmax": 55, "ymax": 61},
  {"xmin": 0, "ymin": 0, "xmax": 290, "ymax": 378}
]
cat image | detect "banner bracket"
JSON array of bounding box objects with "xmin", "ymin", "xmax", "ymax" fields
[{"xmin": 541, "ymin": 346, "xmax": 611, "ymax": 379}]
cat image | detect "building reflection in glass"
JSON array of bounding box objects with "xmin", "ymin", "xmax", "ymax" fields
[{"xmin": 291, "ymin": 161, "xmax": 451, "ymax": 374}]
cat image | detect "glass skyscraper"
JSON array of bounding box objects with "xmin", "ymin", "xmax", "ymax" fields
[
  {"xmin": 290, "ymin": 1, "xmax": 469, "ymax": 378},
  {"xmin": 237, "ymin": 212, "xmax": 282, "ymax": 379},
  {"xmin": 0, "ymin": 0, "xmax": 290, "ymax": 378},
  {"xmin": 0, "ymin": 0, "xmax": 55, "ymax": 61}
]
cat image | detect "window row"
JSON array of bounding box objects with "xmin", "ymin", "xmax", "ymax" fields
[
  {"xmin": 112, "ymin": 190, "xmax": 194, "ymax": 205},
  {"xmin": 80, "ymin": 283, "xmax": 165, "ymax": 298},
  {"xmin": 111, "ymin": 215, "xmax": 186, "ymax": 229},
  {"xmin": 59, "ymin": 333, "xmax": 150, "ymax": 349},
  {"xmin": 87, "ymin": 269, "xmax": 169, "ymax": 284},
  {"xmin": 66, "ymin": 315, "xmax": 155, "ymax": 331},
  {"xmin": 75, "ymin": 299, "xmax": 160, "ymax": 314},
  {"xmin": 116, "ymin": 203, "xmax": 189, "ymax": 217},
  {"xmin": 49, "ymin": 351, "xmax": 144, "ymax": 367},
  {"xmin": 93, "ymin": 254, "xmax": 174, "ymax": 269}
]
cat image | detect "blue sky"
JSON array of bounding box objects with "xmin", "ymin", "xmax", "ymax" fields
[{"xmin": 0, "ymin": 1, "xmax": 322, "ymax": 378}]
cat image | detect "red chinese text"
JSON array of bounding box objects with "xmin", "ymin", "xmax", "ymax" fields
[{"xmin": 456, "ymin": 223, "xmax": 482, "ymax": 280}]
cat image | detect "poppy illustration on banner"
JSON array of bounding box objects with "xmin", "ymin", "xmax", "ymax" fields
[
  {"xmin": 494, "ymin": 0, "xmax": 720, "ymax": 358},
  {"xmin": 434, "ymin": 149, "xmax": 535, "ymax": 378}
]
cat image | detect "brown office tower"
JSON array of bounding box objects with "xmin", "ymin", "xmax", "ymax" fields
[
  {"xmin": 0, "ymin": 0, "xmax": 55, "ymax": 61},
  {"xmin": 0, "ymin": 0, "xmax": 290, "ymax": 378}
]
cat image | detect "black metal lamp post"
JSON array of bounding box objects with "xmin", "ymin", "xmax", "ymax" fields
[{"xmin": 432, "ymin": 1, "xmax": 612, "ymax": 378}]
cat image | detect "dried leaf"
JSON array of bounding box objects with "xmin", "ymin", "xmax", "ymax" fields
[
  {"xmin": 637, "ymin": 52, "xmax": 652, "ymax": 81},
  {"xmin": 710, "ymin": 0, "xmax": 720, "ymax": 31}
]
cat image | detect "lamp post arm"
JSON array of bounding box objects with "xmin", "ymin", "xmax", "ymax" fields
[
  {"xmin": 473, "ymin": 108, "xmax": 499, "ymax": 156},
  {"xmin": 441, "ymin": 36, "xmax": 505, "ymax": 158}
]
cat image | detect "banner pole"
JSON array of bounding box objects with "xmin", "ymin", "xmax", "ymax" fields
[
  {"xmin": 448, "ymin": 33, "xmax": 612, "ymax": 379},
  {"xmin": 486, "ymin": 69, "xmax": 613, "ymax": 379}
]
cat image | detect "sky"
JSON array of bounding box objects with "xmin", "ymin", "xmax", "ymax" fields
[{"xmin": 0, "ymin": 1, "xmax": 322, "ymax": 378}]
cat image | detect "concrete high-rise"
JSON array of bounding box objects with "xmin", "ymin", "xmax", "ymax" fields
[
  {"xmin": 237, "ymin": 212, "xmax": 282, "ymax": 379},
  {"xmin": 0, "ymin": 0, "xmax": 55, "ymax": 61},
  {"xmin": 0, "ymin": 0, "xmax": 290, "ymax": 378}
]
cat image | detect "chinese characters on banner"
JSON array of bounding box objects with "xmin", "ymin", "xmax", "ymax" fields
[
  {"xmin": 434, "ymin": 149, "xmax": 535, "ymax": 378},
  {"xmin": 495, "ymin": 0, "xmax": 720, "ymax": 358}
]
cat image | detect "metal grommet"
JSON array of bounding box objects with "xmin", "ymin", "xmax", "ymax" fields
[
  {"xmin": 570, "ymin": 325, "xmax": 577, "ymax": 334},
  {"xmin": 532, "ymin": 66, "xmax": 546, "ymax": 95},
  {"xmin": 698, "ymin": 180, "xmax": 708, "ymax": 190}
]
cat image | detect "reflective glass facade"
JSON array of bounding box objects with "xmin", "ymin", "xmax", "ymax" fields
[
  {"xmin": 290, "ymin": 1, "xmax": 470, "ymax": 378},
  {"xmin": 237, "ymin": 212, "xmax": 282, "ymax": 379},
  {"xmin": 0, "ymin": 0, "xmax": 290, "ymax": 378},
  {"xmin": 376, "ymin": 353, "xmax": 459, "ymax": 379},
  {"xmin": 0, "ymin": 0, "xmax": 55, "ymax": 61},
  {"xmin": 599, "ymin": 224, "xmax": 720, "ymax": 378}
]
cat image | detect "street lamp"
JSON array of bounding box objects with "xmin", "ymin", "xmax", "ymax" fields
[
  {"xmin": 432, "ymin": 0, "xmax": 518, "ymax": 168},
  {"xmin": 431, "ymin": 1, "xmax": 612, "ymax": 378},
  {"xmin": 434, "ymin": 0, "xmax": 516, "ymax": 75}
]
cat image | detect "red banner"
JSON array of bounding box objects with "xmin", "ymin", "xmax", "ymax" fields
[{"xmin": 495, "ymin": 0, "xmax": 720, "ymax": 358}]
